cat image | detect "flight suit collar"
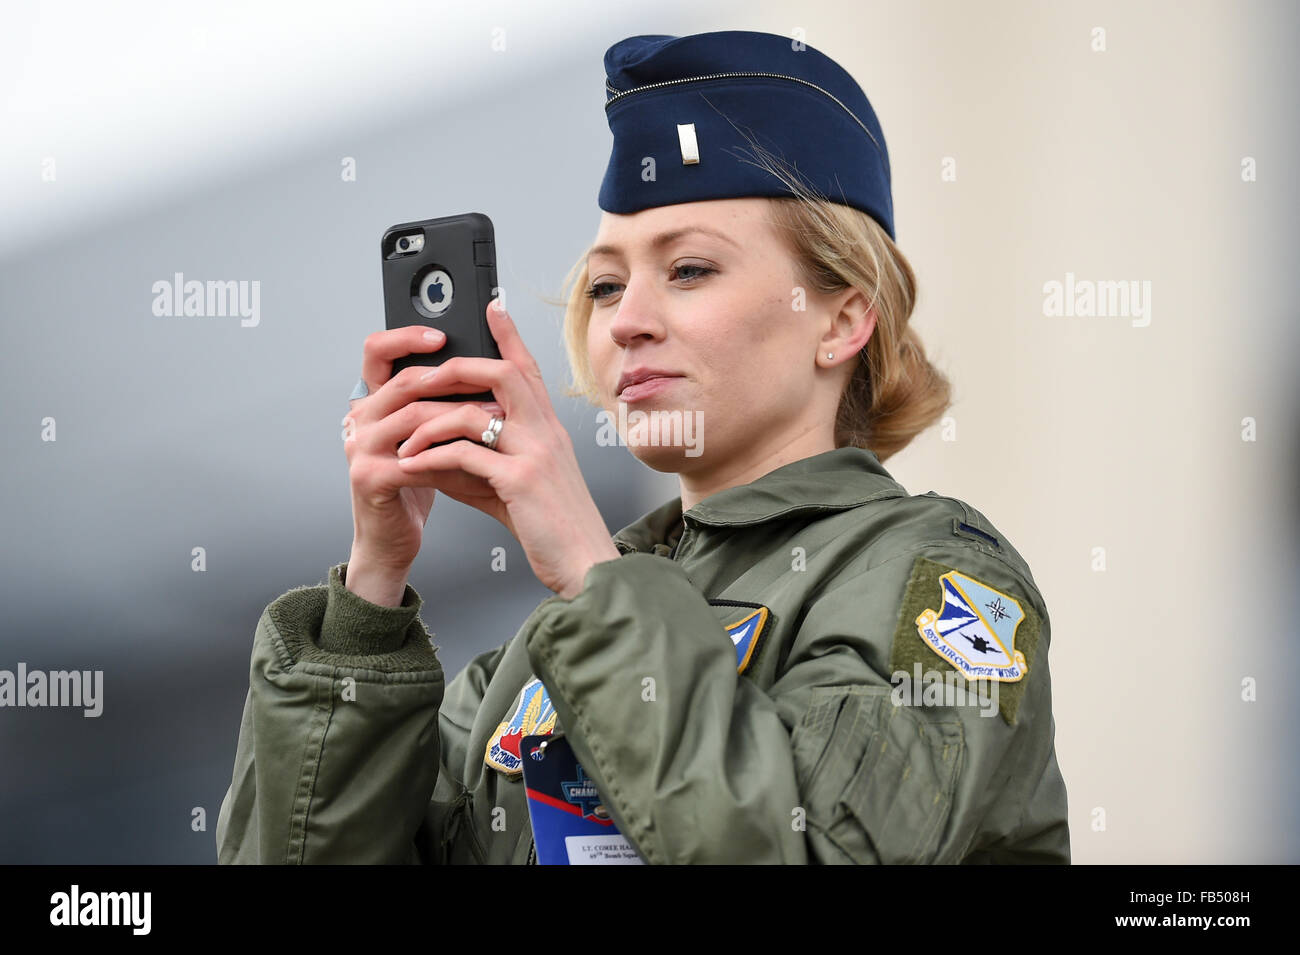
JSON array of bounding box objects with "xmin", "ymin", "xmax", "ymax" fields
[{"xmin": 612, "ymin": 446, "xmax": 907, "ymax": 556}]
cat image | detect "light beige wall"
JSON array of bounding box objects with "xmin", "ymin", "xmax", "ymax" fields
[{"xmin": 732, "ymin": 0, "xmax": 1298, "ymax": 861}]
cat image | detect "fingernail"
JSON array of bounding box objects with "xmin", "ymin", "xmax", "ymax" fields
[
  {"xmin": 482, "ymin": 403, "xmax": 504, "ymax": 416},
  {"xmin": 423, "ymin": 328, "xmax": 445, "ymax": 342}
]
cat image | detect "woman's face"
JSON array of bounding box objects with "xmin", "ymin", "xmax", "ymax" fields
[{"xmin": 584, "ymin": 197, "xmax": 856, "ymax": 474}]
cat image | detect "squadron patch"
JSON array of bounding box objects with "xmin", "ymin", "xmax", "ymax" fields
[
  {"xmin": 484, "ymin": 676, "xmax": 557, "ymax": 776},
  {"xmin": 889, "ymin": 556, "xmax": 1043, "ymax": 725},
  {"xmin": 707, "ymin": 599, "xmax": 772, "ymax": 675},
  {"xmin": 916, "ymin": 571, "xmax": 1028, "ymax": 682}
]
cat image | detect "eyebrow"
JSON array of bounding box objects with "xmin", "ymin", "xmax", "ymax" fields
[{"xmin": 587, "ymin": 226, "xmax": 740, "ymax": 261}]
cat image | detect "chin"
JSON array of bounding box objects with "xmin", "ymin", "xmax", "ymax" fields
[
  {"xmin": 595, "ymin": 393, "xmax": 708, "ymax": 468},
  {"xmin": 623, "ymin": 412, "xmax": 708, "ymax": 469},
  {"xmin": 624, "ymin": 441, "xmax": 703, "ymax": 474}
]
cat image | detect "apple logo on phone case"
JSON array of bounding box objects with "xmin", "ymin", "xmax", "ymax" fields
[{"xmin": 413, "ymin": 266, "xmax": 453, "ymax": 318}]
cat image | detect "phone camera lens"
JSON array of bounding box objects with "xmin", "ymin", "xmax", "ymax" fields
[{"xmin": 397, "ymin": 237, "xmax": 410, "ymax": 251}]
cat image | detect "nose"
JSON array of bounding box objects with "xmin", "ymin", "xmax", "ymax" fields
[{"xmin": 606, "ymin": 276, "xmax": 667, "ymax": 348}]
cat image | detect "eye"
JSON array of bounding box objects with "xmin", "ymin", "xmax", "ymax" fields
[
  {"xmin": 584, "ymin": 280, "xmax": 620, "ymax": 302},
  {"xmin": 584, "ymin": 264, "xmax": 717, "ymax": 303},
  {"xmin": 671, "ymin": 263, "xmax": 716, "ymax": 283}
]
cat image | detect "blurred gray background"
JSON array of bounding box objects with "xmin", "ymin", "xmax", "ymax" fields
[{"xmin": 2, "ymin": 0, "xmax": 1297, "ymax": 863}]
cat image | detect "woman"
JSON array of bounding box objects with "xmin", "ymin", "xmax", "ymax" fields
[{"xmin": 216, "ymin": 30, "xmax": 1068, "ymax": 864}]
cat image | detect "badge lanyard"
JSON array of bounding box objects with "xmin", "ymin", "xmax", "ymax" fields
[{"xmin": 520, "ymin": 732, "xmax": 646, "ymax": 865}]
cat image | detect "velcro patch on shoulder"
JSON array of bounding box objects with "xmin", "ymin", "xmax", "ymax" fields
[{"xmin": 888, "ymin": 555, "xmax": 1042, "ymax": 725}]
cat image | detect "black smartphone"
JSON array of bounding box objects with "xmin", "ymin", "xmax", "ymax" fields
[{"xmin": 381, "ymin": 211, "xmax": 501, "ymax": 406}]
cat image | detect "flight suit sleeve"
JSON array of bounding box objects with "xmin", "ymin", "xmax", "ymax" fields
[
  {"xmin": 215, "ymin": 561, "xmax": 490, "ymax": 864},
  {"xmin": 776, "ymin": 542, "xmax": 1069, "ymax": 864},
  {"xmin": 520, "ymin": 544, "xmax": 1068, "ymax": 865}
]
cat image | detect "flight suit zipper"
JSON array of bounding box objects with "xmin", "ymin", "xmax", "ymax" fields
[
  {"xmin": 668, "ymin": 521, "xmax": 695, "ymax": 562},
  {"xmin": 467, "ymin": 818, "xmax": 487, "ymax": 863},
  {"xmin": 442, "ymin": 788, "xmax": 487, "ymax": 864}
]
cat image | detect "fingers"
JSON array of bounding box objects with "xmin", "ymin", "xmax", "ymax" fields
[
  {"xmin": 413, "ymin": 302, "xmax": 560, "ymax": 428},
  {"xmin": 485, "ymin": 299, "xmax": 551, "ymax": 408},
  {"xmin": 400, "ymin": 355, "xmax": 533, "ymax": 426},
  {"xmin": 395, "ymin": 424, "xmax": 501, "ymax": 482},
  {"xmin": 360, "ymin": 398, "xmax": 501, "ymax": 457},
  {"xmin": 396, "ymin": 404, "xmax": 504, "ymax": 460},
  {"xmin": 347, "ymin": 306, "xmax": 544, "ymax": 463},
  {"xmin": 357, "ymin": 325, "xmax": 448, "ymax": 406}
]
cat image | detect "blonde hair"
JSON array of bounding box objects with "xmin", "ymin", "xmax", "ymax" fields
[{"xmin": 554, "ymin": 150, "xmax": 951, "ymax": 462}]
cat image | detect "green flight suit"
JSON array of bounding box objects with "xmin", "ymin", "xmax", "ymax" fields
[{"xmin": 215, "ymin": 446, "xmax": 1069, "ymax": 864}]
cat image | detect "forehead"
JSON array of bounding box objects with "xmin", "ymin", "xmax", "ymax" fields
[{"xmin": 589, "ymin": 198, "xmax": 770, "ymax": 256}]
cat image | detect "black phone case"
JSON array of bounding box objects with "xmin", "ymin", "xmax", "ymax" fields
[{"xmin": 381, "ymin": 212, "xmax": 500, "ymax": 407}]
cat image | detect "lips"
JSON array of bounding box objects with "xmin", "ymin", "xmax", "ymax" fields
[
  {"xmin": 616, "ymin": 368, "xmax": 683, "ymax": 399},
  {"xmin": 618, "ymin": 376, "xmax": 682, "ymax": 403}
]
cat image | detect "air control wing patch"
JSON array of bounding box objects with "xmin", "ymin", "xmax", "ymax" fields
[
  {"xmin": 917, "ymin": 571, "xmax": 1028, "ymax": 682},
  {"xmin": 889, "ymin": 555, "xmax": 1043, "ymax": 725}
]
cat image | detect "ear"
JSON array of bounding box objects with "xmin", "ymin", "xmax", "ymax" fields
[{"xmin": 821, "ymin": 287, "xmax": 877, "ymax": 358}]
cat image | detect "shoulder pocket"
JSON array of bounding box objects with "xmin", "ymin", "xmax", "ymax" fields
[{"xmin": 790, "ymin": 686, "xmax": 964, "ymax": 864}]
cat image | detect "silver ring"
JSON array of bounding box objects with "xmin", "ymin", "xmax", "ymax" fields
[
  {"xmin": 349, "ymin": 378, "xmax": 369, "ymax": 401},
  {"xmin": 480, "ymin": 415, "xmax": 504, "ymax": 451}
]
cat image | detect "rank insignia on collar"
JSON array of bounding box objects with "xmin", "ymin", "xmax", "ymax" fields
[
  {"xmin": 485, "ymin": 676, "xmax": 557, "ymax": 776},
  {"xmin": 915, "ymin": 570, "xmax": 1027, "ymax": 683},
  {"xmin": 708, "ymin": 599, "xmax": 772, "ymax": 675}
]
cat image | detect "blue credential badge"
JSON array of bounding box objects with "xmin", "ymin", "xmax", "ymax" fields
[{"xmin": 520, "ymin": 734, "xmax": 645, "ymax": 865}]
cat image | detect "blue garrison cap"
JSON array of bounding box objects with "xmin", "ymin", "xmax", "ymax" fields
[{"xmin": 598, "ymin": 30, "xmax": 895, "ymax": 239}]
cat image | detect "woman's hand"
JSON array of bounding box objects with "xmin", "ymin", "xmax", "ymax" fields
[
  {"xmin": 343, "ymin": 325, "xmax": 506, "ymax": 577},
  {"xmin": 392, "ymin": 299, "xmax": 621, "ymax": 599}
]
